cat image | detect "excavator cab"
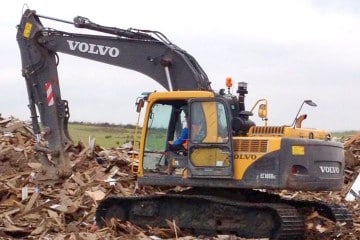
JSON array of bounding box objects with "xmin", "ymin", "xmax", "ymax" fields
[{"xmin": 138, "ymin": 92, "xmax": 234, "ymax": 183}]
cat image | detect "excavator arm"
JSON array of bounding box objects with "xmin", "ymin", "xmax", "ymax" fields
[{"xmin": 16, "ymin": 9, "xmax": 211, "ymax": 184}]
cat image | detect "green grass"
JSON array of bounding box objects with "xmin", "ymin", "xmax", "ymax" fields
[
  {"xmin": 144, "ymin": 127, "xmax": 168, "ymax": 151},
  {"xmin": 67, "ymin": 122, "xmax": 358, "ymax": 149},
  {"xmin": 68, "ymin": 123, "xmax": 139, "ymax": 148},
  {"xmin": 331, "ymin": 131, "xmax": 359, "ymax": 139}
]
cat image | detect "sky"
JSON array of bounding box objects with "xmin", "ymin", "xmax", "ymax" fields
[{"xmin": 1, "ymin": 0, "xmax": 359, "ymax": 131}]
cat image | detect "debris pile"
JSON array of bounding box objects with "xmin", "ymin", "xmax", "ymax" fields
[
  {"xmin": 0, "ymin": 115, "xmax": 359, "ymax": 239},
  {"xmin": 343, "ymin": 133, "xmax": 360, "ymax": 198},
  {"xmin": 0, "ymin": 116, "xmax": 165, "ymax": 239}
]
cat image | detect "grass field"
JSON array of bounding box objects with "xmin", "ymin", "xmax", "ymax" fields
[
  {"xmin": 331, "ymin": 130, "xmax": 358, "ymax": 138},
  {"xmin": 68, "ymin": 123, "xmax": 139, "ymax": 148},
  {"xmin": 68, "ymin": 122, "xmax": 358, "ymax": 149}
]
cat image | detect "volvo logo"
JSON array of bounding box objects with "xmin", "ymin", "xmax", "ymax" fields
[
  {"xmin": 319, "ymin": 166, "xmax": 340, "ymax": 174},
  {"xmin": 234, "ymin": 154, "xmax": 257, "ymax": 160},
  {"xmin": 67, "ymin": 40, "xmax": 120, "ymax": 57}
]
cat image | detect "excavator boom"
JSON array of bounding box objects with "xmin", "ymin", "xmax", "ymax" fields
[{"xmin": 18, "ymin": 9, "xmax": 211, "ymax": 91}]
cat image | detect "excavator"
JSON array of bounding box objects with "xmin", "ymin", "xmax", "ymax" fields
[{"xmin": 16, "ymin": 8, "xmax": 352, "ymax": 239}]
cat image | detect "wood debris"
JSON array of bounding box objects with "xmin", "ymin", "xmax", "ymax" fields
[{"xmin": 0, "ymin": 115, "xmax": 359, "ymax": 239}]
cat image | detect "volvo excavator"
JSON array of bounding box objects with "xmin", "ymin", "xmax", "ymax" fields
[{"xmin": 16, "ymin": 9, "xmax": 352, "ymax": 239}]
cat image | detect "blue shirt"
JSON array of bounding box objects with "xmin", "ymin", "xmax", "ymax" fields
[{"xmin": 173, "ymin": 127, "xmax": 189, "ymax": 145}]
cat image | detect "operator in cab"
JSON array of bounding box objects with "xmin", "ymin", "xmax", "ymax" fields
[{"xmin": 168, "ymin": 114, "xmax": 189, "ymax": 151}]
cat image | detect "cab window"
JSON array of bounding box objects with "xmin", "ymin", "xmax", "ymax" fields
[
  {"xmin": 143, "ymin": 103, "xmax": 172, "ymax": 170},
  {"xmin": 190, "ymin": 101, "xmax": 229, "ymax": 144}
]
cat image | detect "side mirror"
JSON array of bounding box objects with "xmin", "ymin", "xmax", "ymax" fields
[{"xmin": 135, "ymin": 98, "xmax": 145, "ymax": 113}]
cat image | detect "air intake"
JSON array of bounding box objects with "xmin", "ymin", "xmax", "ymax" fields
[
  {"xmin": 248, "ymin": 126, "xmax": 286, "ymax": 136},
  {"xmin": 233, "ymin": 139, "xmax": 268, "ymax": 153}
]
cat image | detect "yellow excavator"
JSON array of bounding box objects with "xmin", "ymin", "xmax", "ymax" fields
[{"xmin": 16, "ymin": 9, "xmax": 352, "ymax": 239}]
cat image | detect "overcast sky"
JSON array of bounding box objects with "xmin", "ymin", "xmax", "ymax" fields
[{"xmin": 1, "ymin": 0, "xmax": 359, "ymax": 131}]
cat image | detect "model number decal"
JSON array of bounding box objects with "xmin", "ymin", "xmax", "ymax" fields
[
  {"xmin": 259, "ymin": 173, "xmax": 277, "ymax": 180},
  {"xmin": 67, "ymin": 40, "xmax": 120, "ymax": 57}
]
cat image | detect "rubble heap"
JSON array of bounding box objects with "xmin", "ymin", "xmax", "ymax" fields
[
  {"xmin": 343, "ymin": 133, "xmax": 360, "ymax": 194},
  {"xmin": 0, "ymin": 115, "xmax": 359, "ymax": 239}
]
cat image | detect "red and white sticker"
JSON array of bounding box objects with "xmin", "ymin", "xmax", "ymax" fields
[{"xmin": 45, "ymin": 82, "xmax": 54, "ymax": 106}]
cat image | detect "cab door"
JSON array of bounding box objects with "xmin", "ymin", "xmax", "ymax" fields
[{"xmin": 187, "ymin": 98, "xmax": 233, "ymax": 178}]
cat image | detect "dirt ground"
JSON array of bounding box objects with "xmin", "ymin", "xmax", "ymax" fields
[{"xmin": 0, "ymin": 116, "xmax": 359, "ymax": 240}]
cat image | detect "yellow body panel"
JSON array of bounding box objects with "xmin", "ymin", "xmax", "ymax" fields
[
  {"xmin": 191, "ymin": 148, "xmax": 230, "ymax": 167},
  {"xmin": 248, "ymin": 125, "xmax": 330, "ymax": 140},
  {"xmin": 147, "ymin": 90, "xmax": 214, "ymax": 101},
  {"xmin": 233, "ymin": 137, "xmax": 281, "ymax": 180}
]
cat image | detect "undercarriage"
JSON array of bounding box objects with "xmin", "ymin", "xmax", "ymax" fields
[{"xmin": 96, "ymin": 188, "xmax": 353, "ymax": 239}]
